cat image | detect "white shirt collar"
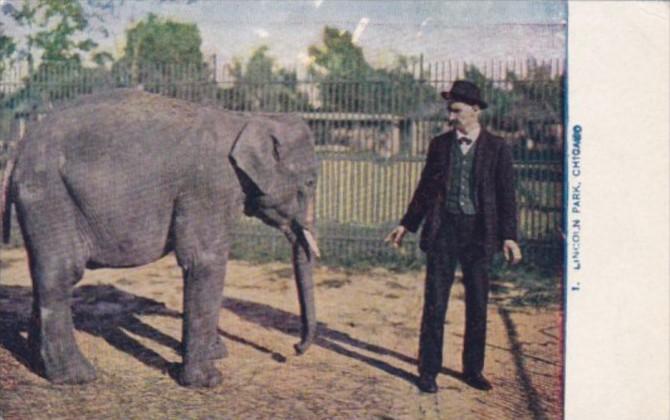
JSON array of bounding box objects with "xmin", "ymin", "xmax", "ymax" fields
[{"xmin": 456, "ymin": 125, "xmax": 481, "ymax": 143}]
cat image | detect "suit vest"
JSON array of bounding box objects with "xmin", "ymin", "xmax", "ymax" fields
[{"xmin": 445, "ymin": 140, "xmax": 478, "ymax": 215}]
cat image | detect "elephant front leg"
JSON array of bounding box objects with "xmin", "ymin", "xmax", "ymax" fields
[
  {"xmin": 178, "ymin": 257, "xmax": 226, "ymax": 387},
  {"xmin": 29, "ymin": 261, "xmax": 96, "ymax": 384}
]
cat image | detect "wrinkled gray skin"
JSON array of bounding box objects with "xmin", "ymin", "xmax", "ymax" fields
[{"xmin": 2, "ymin": 90, "xmax": 319, "ymax": 387}]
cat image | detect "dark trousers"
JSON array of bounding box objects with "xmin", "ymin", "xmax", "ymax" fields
[{"xmin": 418, "ymin": 213, "xmax": 491, "ymax": 377}]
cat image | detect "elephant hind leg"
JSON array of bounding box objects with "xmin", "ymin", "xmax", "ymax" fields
[
  {"xmin": 16, "ymin": 193, "xmax": 95, "ymax": 384},
  {"xmin": 26, "ymin": 254, "xmax": 95, "ymax": 384}
]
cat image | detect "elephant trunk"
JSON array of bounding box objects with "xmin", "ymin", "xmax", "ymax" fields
[
  {"xmin": 291, "ymin": 239, "xmax": 316, "ymax": 354},
  {"xmin": 288, "ymin": 197, "xmax": 318, "ymax": 354}
]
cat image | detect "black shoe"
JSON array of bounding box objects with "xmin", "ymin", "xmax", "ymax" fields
[
  {"xmin": 417, "ymin": 374, "xmax": 438, "ymax": 393},
  {"xmin": 463, "ymin": 372, "xmax": 493, "ymax": 391}
]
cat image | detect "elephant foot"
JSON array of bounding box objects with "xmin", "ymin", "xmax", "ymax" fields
[
  {"xmin": 179, "ymin": 360, "xmax": 222, "ymax": 388},
  {"xmin": 209, "ymin": 336, "xmax": 228, "ymax": 360},
  {"xmin": 43, "ymin": 350, "xmax": 97, "ymax": 385},
  {"xmin": 30, "ymin": 332, "xmax": 97, "ymax": 385}
]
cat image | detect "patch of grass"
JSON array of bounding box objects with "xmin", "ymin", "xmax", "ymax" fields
[{"xmin": 490, "ymin": 256, "xmax": 562, "ymax": 308}]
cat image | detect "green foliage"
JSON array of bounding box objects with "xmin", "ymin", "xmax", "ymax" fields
[
  {"xmin": 490, "ymin": 256, "xmax": 562, "ymax": 307},
  {"xmin": 3, "ymin": 63, "xmax": 108, "ymax": 114},
  {"xmin": 370, "ymin": 56, "xmax": 440, "ymax": 115},
  {"xmin": 91, "ymin": 51, "xmax": 114, "ymax": 67},
  {"xmin": 217, "ymin": 46, "xmax": 311, "ymax": 111},
  {"xmin": 1, "ymin": 0, "xmax": 114, "ymax": 108},
  {"xmin": 12, "ymin": 0, "xmax": 97, "ymax": 64},
  {"xmin": 307, "ymin": 26, "xmax": 438, "ymax": 114},
  {"xmin": 464, "ymin": 63, "xmax": 564, "ymax": 152},
  {"xmin": 119, "ymin": 13, "xmax": 203, "ymax": 67},
  {"xmin": 0, "ymin": 24, "xmax": 16, "ymax": 79},
  {"xmin": 308, "ymin": 26, "xmax": 372, "ymax": 79},
  {"xmin": 237, "ymin": 45, "xmax": 274, "ymax": 82},
  {"xmin": 112, "ymin": 13, "xmax": 210, "ymax": 99},
  {"xmin": 505, "ymin": 64, "xmax": 564, "ymax": 126}
]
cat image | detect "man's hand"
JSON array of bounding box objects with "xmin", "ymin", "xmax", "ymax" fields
[
  {"xmin": 503, "ymin": 240, "xmax": 522, "ymax": 265},
  {"xmin": 384, "ymin": 226, "xmax": 407, "ymax": 248}
]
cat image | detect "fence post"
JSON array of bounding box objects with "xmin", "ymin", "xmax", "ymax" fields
[
  {"xmin": 419, "ymin": 54, "xmax": 424, "ymax": 80},
  {"xmin": 211, "ymin": 54, "xmax": 217, "ymax": 83}
]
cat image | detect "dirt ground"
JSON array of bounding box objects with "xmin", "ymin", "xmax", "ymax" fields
[{"xmin": 0, "ymin": 247, "xmax": 562, "ymax": 419}]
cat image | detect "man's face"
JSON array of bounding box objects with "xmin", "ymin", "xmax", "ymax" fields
[{"xmin": 447, "ymin": 101, "xmax": 480, "ymax": 133}]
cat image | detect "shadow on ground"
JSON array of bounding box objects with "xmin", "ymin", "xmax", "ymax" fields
[
  {"xmin": 0, "ymin": 285, "xmax": 461, "ymax": 386},
  {"xmin": 0, "ymin": 284, "xmax": 184, "ymax": 378}
]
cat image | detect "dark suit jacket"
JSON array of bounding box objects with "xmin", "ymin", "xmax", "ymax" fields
[{"xmin": 400, "ymin": 128, "xmax": 518, "ymax": 255}]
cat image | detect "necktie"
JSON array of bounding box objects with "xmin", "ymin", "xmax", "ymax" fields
[{"xmin": 459, "ymin": 137, "xmax": 472, "ymax": 146}]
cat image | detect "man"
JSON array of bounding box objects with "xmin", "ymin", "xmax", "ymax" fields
[{"xmin": 385, "ymin": 80, "xmax": 522, "ymax": 393}]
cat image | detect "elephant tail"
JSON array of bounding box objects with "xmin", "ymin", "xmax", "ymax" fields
[{"xmin": 1, "ymin": 152, "xmax": 17, "ymax": 244}]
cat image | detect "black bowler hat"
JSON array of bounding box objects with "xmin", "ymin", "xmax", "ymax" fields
[{"xmin": 441, "ymin": 80, "xmax": 488, "ymax": 109}]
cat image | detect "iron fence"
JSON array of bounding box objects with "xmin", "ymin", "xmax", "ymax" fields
[{"xmin": 0, "ymin": 58, "xmax": 565, "ymax": 269}]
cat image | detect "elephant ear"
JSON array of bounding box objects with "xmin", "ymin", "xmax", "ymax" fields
[{"xmin": 229, "ymin": 120, "xmax": 282, "ymax": 195}]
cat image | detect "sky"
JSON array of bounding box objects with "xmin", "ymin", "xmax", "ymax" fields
[{"xmin": 1, "ymin": 0, "xmax": 567, "ymax": 71}]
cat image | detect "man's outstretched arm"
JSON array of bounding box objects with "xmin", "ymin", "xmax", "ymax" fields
[{"xmin": 385, "ymin": 138, "xmax": 442, "ymax": 246}]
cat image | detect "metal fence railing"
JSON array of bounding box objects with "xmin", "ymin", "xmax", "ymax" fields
[{"xmin": 0, "ymin": 58, "xmax": 564, "ymax": 269}]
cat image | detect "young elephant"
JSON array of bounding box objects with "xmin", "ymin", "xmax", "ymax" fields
[{"xmin": 0, "ymin": 89, "xmax": 320, "ymax": 387}]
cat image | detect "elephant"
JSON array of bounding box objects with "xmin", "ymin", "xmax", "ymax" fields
[{"xmin": 0, "ymin": 89, "xmax": 321, "ymax": 387}]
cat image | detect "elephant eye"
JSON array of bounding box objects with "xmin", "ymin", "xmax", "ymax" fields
[{"xmin": 305, "ymin": 179, "xmax": 316, "ymax": 189}]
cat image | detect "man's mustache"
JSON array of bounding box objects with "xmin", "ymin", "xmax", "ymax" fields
[{"xmin": 448, "ymin": 120, "xmax": 461, "ymax": 127}]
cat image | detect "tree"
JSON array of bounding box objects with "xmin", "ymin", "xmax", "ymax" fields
[
  {"xmin": 308, "ymin": 26, "xmax": 372, "ymax": 80},
  {"xmin": 120, "ymin": 13, "xmax": 204, "ymax": 68},
  {"xmin": 464, "ymin": 62, "xmax": 564, "ymax": 158},
  {"xmin": 370, "ymin": 55, "xmax": 439, "ymax": 116},
  {"xmin": 505, "ymin": 64, "xmax": 563, "ymax": 127},
  {"xmin": 12, "ymin": 0, "xmax": 98, "ymax": 65},
  {"xmin": 0, "ymin": 24, "xmax": 16, "ymax": 79},
  {"xmin": 307, "ymin": 26, "xmax": 437, "ymax": 114},
  {"xmin": 218, "ymin": 46, "xmax": 311, "ymax": 112},
  {"xmin": 307, "ymin": 26, "xmax": 372, "ymax": 112},
  {"xmin": 113, "ymin": 13, "xmax": 209, "ymax": 99},
  {"xmin": 2, "ymin": 0, "xmax": 117, "ymax": 108}
]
